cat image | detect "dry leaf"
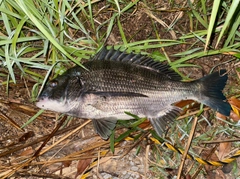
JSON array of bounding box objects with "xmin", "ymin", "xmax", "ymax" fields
[
  {"xmin": 203, "ymin": 150, "xmax": 219, "ymax": 172},
  {"xmin": 230, "ymin": 110, "xmax": 240, "ymax": 122},
  {"xmin": 216, "ymin": 112, "xmax": 228, "ymax": 127},
  {"xmin": 228, "ymin": 97, "xmax": 240, "ymax": 121},
  {"xmin": 216, "ymin": 112, "xmax": 227, "ymax": 121},
  {"xmin": 62, "ymin": 160, "xmax": 72, "ymax": 167},
  {"xmin": 138, "ymin": 120, "xmax": 150, "ymax": 129},
  {"xmin": 75, "ymin": 158, "xmax": 92, "ymax": 178},
  {"xmin": 229, "ymin": 97, "xmax": 240, "ymax": 109},
  {"xmin": 19, "ymin": 147, "xmax": 34, "ymax": 156},
  {"xmin": 174, "ymin": 100, "xmax": 195, "ymax": 108},
  {"xmin": 218, "ymin": 142, "xmax": 231, "ymax": 160}
]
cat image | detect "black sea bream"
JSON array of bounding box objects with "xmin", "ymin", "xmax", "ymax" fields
[{"xmin": 36, "ymin": 47, "xmax": 231, "ymax": 139}]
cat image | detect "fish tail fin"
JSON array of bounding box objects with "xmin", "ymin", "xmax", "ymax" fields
[{"xmin": 196, "ymin": 69, "xmax": 231, "ymax": 116}]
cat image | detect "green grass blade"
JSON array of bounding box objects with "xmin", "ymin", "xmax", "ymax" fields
[
  {"xmin": 105, "ymin": 13, "xmax": 118, "ymax": 44},
  {"xmin": 117, "ymin": 17, "xmax": 127, "ymax": 45},
  {"xmin": 204, "ymin": 0, "xmax": 221, "ymax": 51},
  {"xmin": 188, "ymin": 0, "xmax": 208, "ymax": 28},
  {"xmin": 87, "ymin": 0, "xmax": 95, "ymax": 31},
  {"xmin": 110, "ymin": 130, "xmax": 115, "ymax": 153},
  {"xmin": 11, "ymin": 16, "xmax": 28, "ymax": 57},
  {"xmin": 0, "ymin": 36, "xmax": 43, "ymax": 46},
  {"xmin": 1, "ymin": 4, "xmax": 12, "ymax": 35},
  {"xmin": 224, "ymin": 11, "xmax": 240, "ymax": 47},
  {"xmin": 114, "ymin": 0, "xmax": 121, "ymax": 14},
  {"xmin": 5, "ymin": 43, "xmax": 16, "ymax": 83},
  {"xmin": 21, "ymin": 109, "xmax": 44, "ymax": 128},
  {"xmin": 0, "ymin": 6, "xmax": 22, "ymax": 19},
  {"xmin": 172, "ymin": 47, "xmax": 203, "ymax": 56},
  {"xmin": 171, "ymin": 49, "xmax": 220, "ymax": 66},
  {"xmin": 217, "ymin": 0, "xmax": 240, "ymax": 47},
  {"xmin": 121, "ymin": 0, "xmax": 139, "ymax": 13},
  {"xmin": 201, "ymin": 0, "xmax": 207, "ymax": 23},
  {"xmin": 15, "ymin": 0, "xmax": 85, "ymax": 68}
]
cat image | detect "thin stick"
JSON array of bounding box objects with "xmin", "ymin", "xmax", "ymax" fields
[
  {"xmin": 145, "ymin": 145, "xmax": 150, "ymax": 179},
  {"xmin": 177, "ymin": 116, "xmax": 198, "ymax": 179},
  {"xmin": 201, "ymin": 138, "xmax": 240, "ymax": 144}
]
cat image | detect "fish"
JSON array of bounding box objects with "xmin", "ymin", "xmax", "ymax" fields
[{"xmin": 36, "ymin": 47, "xmax": 231, "ymax": 140}]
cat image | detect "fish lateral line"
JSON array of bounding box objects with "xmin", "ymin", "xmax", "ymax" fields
[{"xmin": 85, "ymin": 91, "xmax": 149, "ymax": 98}]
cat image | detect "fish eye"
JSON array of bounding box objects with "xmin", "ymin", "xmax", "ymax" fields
[
  {"xmin": 76, "ymin": 76, "xmax": 84, "ymax": 86},
  {"xmin": 50, "ymin": 80, "xmax": 58, "ymax": 87}
]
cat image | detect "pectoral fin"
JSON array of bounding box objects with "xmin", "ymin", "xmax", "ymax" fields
[
  {"xmin": 149, "ymin": 106, "xmax": 182, "ymax": 137},
  {"xmin": 92, "ymin": 118, "xmax": 117, "ymax": 140}
]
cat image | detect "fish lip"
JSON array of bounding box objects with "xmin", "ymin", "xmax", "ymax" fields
[
  {"xmin": 35, "ymin": 97, "xmax": 49, "ymax": 107},
  {"xmin": 35, "ymin": 97, "xmax": 71, "ymax": 113}
]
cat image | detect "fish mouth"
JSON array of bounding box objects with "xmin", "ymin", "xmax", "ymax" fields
[
  {"xmin": 35, "ymin": 97, "xmax": 71, "ymax": 113},
  {"xmin": 35, "ymin": 97, "xmax": 49, "ymax": 109}
]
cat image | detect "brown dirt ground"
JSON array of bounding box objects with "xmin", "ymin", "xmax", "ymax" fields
[{"xmin": 0, "ymin": 1, "xmax": 239, "ymax": 179}]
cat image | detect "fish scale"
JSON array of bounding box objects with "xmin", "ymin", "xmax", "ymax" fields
[
  {"xmin": 83, "ymin": 66, "xmax": 172, "ymax": 93},
  {"xmin": 36, "ymin": 46, "xmax": 231, "ymax": 139}
]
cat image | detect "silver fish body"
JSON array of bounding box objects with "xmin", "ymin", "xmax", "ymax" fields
[{"xmin": 36, "ymin": 47, "xmax": 231, "ymax": 139}]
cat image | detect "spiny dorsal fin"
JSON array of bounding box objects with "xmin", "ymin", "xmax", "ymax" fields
[{"xmin": 91, "ymin": 46, "xmax": 182, "ymax": 81}]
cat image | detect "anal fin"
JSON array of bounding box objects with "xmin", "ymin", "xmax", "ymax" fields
[
  {"xmin": 92, "ymin": 118, "xmax": 117, "ymax": 140},
  {"xmin": 149, "ymin": 106, "xmax": 182, "ymax": 137}
]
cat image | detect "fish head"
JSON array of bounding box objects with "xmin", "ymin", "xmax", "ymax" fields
[{"xmin": 36, "ymin": 67, "xmax": 84, "ymax": 113}]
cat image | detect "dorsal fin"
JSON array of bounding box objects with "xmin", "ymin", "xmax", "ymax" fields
[{"xmin": 91, "ymin": 46, "xmax": 182, "ymax": 81}]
